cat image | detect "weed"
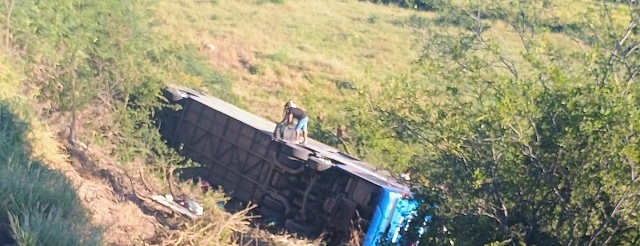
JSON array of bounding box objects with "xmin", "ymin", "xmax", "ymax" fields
[
  {"xmin": 368, "ymin": 14, "xmax": 379, "ymax": 23},
  {"xmin": 0, "ymin": 102, "xmax": 103, "ymax": 245},
  {"xmin": 249, "ymin": 63, "xmax": 265, "ymax": 75},
  {"xmin": 9, "ymin": 208, "xmax": 103, "ymax": 246},
  {"xmin": 407, "ymin": 14, "xmax": 431, "ymax": 28},
  {"xmin": 264, "ymin": 51, "xmax": 290, "ymax": 63},
  {"xmin": 256, "ymin": 0, "xmax": 284, "ymax": 4}
]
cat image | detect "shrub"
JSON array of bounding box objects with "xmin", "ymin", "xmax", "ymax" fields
[{"xmin": 256, "ymin": 0, "xmax": 284, "ymax": 4}]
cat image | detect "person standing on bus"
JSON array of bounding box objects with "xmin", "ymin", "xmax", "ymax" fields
[{"xmin": 283, "ymin": 100, "xmax": 309, "ymax": 145}]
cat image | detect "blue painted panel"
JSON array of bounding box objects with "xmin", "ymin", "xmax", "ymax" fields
[
  {"xmin": 363, "ymin": 189, "xmax": 401, "ymax": 246},
  {"xmin": 364, "ymin": 188, "xmax": 424, "ymax": 246}
]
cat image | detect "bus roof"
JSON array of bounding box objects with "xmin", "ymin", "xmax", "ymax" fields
[{"xmin": 172, "ymin": 86, "xmax": 409, "ymax": 192}]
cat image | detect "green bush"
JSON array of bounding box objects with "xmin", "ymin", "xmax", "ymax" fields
[
  {"xmin": 365, "ymin": 0, "xmax": 450, "ymax": 11},
  {"xmin": 249, "ymin": 63, "xmax": 265, "ymax": 75},
  {"xmin": 368, "ymin": 14, "xmax": 379, "ymax": 24},
  {"xmin": 263, "ymin": 51, "xmax": 290, "ymax": 63},
  {"xmin": 405, "ymin": 14, "xmax": 431, "ymax": 29}
]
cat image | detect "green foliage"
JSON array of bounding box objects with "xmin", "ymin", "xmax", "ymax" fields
[
  {"xmin": 365, "ymin": 0, "xmax": 450, "ymax": 11},
  {"xmin": 368, "ymin": 14, "xmax": 379, "ymax": 24},
  {"xmin": 9, "ymin": 207, "xmax": 103, "ymax": 246},
  {"xmin": 249, "ymin": 63, "xmax": 264, "ymax": 75},
  {"xmin": 0, "ymin": 57, "xmax": 18, "ymax": 100},
  {"xmin": 432, "ymin": 8, "xmax": 478, "ymax": 29},
  {"xmin": 175, "ymin": 45, "xmax": 237, "ymax": 104},
  {"xmin": 5, "ymin": 0, "xmax": 236, "ymax": 163},
  {"xmin": 358, "ymin": 1, "xmax": 640, "ymax": 245},
  {"xmin": 393, "ymin": 14, "xmax": 431, "ymax": 29},
  {"xmin": 263, "ymin": 51, "xmax": 290, "ymax": 63},
  {"xmin": 0, "ymin": 102, "xmax": 103, "ymax": 245}
]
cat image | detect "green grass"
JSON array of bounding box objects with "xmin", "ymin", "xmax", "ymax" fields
[
  {"xmin": 0, "ymin": 24, "xmax": 103, "ymax": 246},
  {"xmin": 152, "ymin": 0, "xmax": 432, "ymax": 120},
  {"xmin": 0, "ymin": 102, "xmax": 103, "ymax": 246},
  {"xmin": 0, "ymin": 55, "xmax": 19, "ymax": 101}
]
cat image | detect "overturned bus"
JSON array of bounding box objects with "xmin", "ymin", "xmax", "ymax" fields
[{"xmin": 158, "ymin": 86, "xmax": 419, "ymax": 245}]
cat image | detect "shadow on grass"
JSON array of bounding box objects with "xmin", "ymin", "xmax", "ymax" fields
[{"xmin": 0, "ymin": 101, "xmax": 103, "ymax": 245}]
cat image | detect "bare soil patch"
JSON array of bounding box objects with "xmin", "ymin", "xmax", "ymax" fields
[{"xmin": 42, "ymin": 109, "xmax": 178, "ymax": 245}]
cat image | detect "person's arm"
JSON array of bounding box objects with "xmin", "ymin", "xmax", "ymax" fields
[
  {"xmin": 281, "ymin": 108, "xmax": 289, "ymax": 123},
  {"xmin": 287, "ymin": 113, "xmax": 293, "ymax": 124}
]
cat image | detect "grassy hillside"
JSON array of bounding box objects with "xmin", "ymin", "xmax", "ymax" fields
[
  {"xmin": 150, "ymin": 0, "xmax": 630, "ymax": 171},
  {"xmin": 152, "ymin": 0, "xmax": 444, "ymax": 170},
  {"xmin": 1, "ymin": 0, "xmax": 638, "ymax": 244},
  {"xmin": 152, "ymin": 0, "xmax": 430, "ymax": 118},
  {"xmin": 151, "ymin": 0, "xmax": 629, "ymax": 120}
]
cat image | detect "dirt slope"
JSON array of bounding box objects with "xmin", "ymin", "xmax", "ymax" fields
[{"xmin": 44, "ymin": 111, "xmax": 163, "ymax": 245}]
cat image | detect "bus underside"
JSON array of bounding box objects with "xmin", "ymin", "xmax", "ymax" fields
[{"xmin": 157, "ymin": 94, "xmax": 387, "ymax": 244}]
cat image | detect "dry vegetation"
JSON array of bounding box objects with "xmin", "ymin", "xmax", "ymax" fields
[{"xmin": 151, "ymin": 0, "xmax": 432, "ymax": 122}]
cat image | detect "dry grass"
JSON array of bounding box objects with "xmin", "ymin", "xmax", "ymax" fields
[
  {"xmin": 151, "ymin": 0, "xmax": 433, "ymax": 121},
  {"xmin": 148, "ymin": 0, "xmax": 621, "ymax": 124},
  {"xmin": 162, "ymin": 170, "xmax": 320, "ymax": 246},
  {"xmin": 27, "ymin": 119, "xmax": 71, "ymax": 168},
  {"xmin": 159, "ymin": 190, "xmax": 256, "ymax": 245}
]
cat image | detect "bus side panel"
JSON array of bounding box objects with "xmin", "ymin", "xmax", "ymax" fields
[{"xmin": 157, "ymin": 94, "xmax": 413, "ymax": 245}]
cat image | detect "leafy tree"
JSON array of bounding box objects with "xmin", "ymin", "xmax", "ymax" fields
[
  {"xmin": 2, "ymin": 0, "xmax": 236, "ymax": 161},
  {"xmin": 361, "ymin": 1, "xmax": 640, "ymax": 245}
]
